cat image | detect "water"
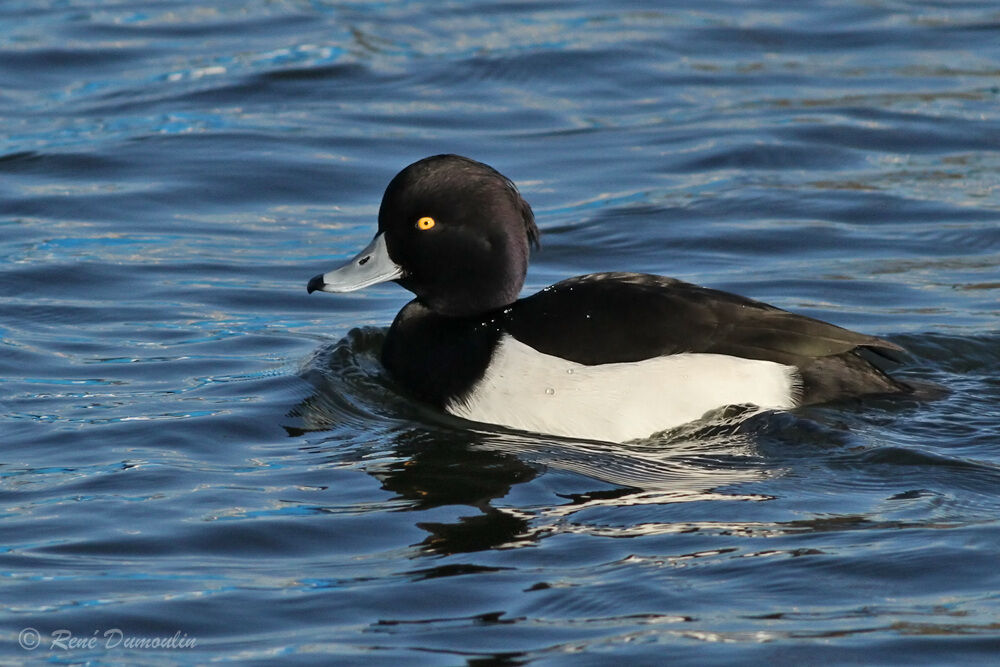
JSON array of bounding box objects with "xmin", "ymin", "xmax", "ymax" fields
[{"xmin": 2, "ymin": 0, "xmax": 999, "ymax": 663}]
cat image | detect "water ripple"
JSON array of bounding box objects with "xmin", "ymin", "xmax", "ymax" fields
[{"xmin": 2, "ymin": 0, "xmax": 999, "ymax": 662}]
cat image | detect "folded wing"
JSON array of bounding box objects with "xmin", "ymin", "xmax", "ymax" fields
[{"xmin": 505, "ymin": 272, "xmax": 909, "ymax": 404}]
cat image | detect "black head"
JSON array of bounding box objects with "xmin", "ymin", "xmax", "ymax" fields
[
  {"xmin": 308, "ymin": 155, "xmax": 539, "ymax": 317},
  {"xmin": 381, "ymin": 155, "xmax": 540, "ymax": 316}
]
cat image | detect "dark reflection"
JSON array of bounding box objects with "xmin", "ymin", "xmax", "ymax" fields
[
  {"xmin": 404, "ymin": 563, "xmax": 515, "ymax": 581},
  {"xmin": 377, "ymin": 431, "xmax": 539, "ymax": 510},
  {"xmin": 373, "ymin": 430, "xmax": 541, "ymax": 555},
  {"xmin": 416, "ymin": 510, "xmax": 532, "ymax": 555}
]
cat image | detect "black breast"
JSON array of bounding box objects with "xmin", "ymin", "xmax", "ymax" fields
[{"xmin": 381, "ymin": 300, "xmax": 503, "ymax": 408}]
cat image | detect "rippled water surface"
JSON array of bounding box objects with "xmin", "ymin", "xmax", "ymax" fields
[{"xmin": 3, "ymin": 0, "xmax": 1000, "ymax": 663}]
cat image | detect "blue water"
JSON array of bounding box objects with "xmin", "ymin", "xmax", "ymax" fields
[{"xmin": 3, "ymin": 0, "xmax": 1000, "ymax": 663}]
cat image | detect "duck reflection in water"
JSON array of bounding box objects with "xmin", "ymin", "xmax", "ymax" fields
[{"xmin": 286, "ymin": 329, "xmax": 778, "ymax": 556}]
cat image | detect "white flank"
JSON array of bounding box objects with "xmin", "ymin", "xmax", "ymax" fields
[{"xmin": 447, "ymin": 335, "xmax": 801, "ymax": 443}]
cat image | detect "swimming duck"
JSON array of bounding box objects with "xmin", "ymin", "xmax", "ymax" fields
[{"xmin": 308, "ymin": 154, "xmax": 909, "ymax": 442}]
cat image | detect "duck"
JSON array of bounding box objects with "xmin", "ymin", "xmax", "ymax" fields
[{"xmin": 308, "ymin": 154, "xmax": 910, "ymax": 442}]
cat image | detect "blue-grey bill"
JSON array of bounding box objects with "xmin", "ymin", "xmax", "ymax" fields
[{"xmin": 307, "ymin": 233, "xmax": 404, "ymax": 294}]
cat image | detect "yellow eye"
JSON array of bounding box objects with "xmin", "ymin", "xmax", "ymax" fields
[{"xmin": 416, "ymin": 216, "xmax": 436, "ymax": 231}]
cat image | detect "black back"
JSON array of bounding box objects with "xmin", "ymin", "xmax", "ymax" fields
[{"xmin": 503, "ymin": 273, "xmax": 909, "ymax": 404}]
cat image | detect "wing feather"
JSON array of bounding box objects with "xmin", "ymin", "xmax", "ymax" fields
[{"xmin": 504, "ymin": 272, "xmax": 908, "ymax": 402}]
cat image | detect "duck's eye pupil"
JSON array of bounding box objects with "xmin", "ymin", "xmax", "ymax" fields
[{"xmin": 416, "ymin": 216, "xmax": 436, "ymax": 231}]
